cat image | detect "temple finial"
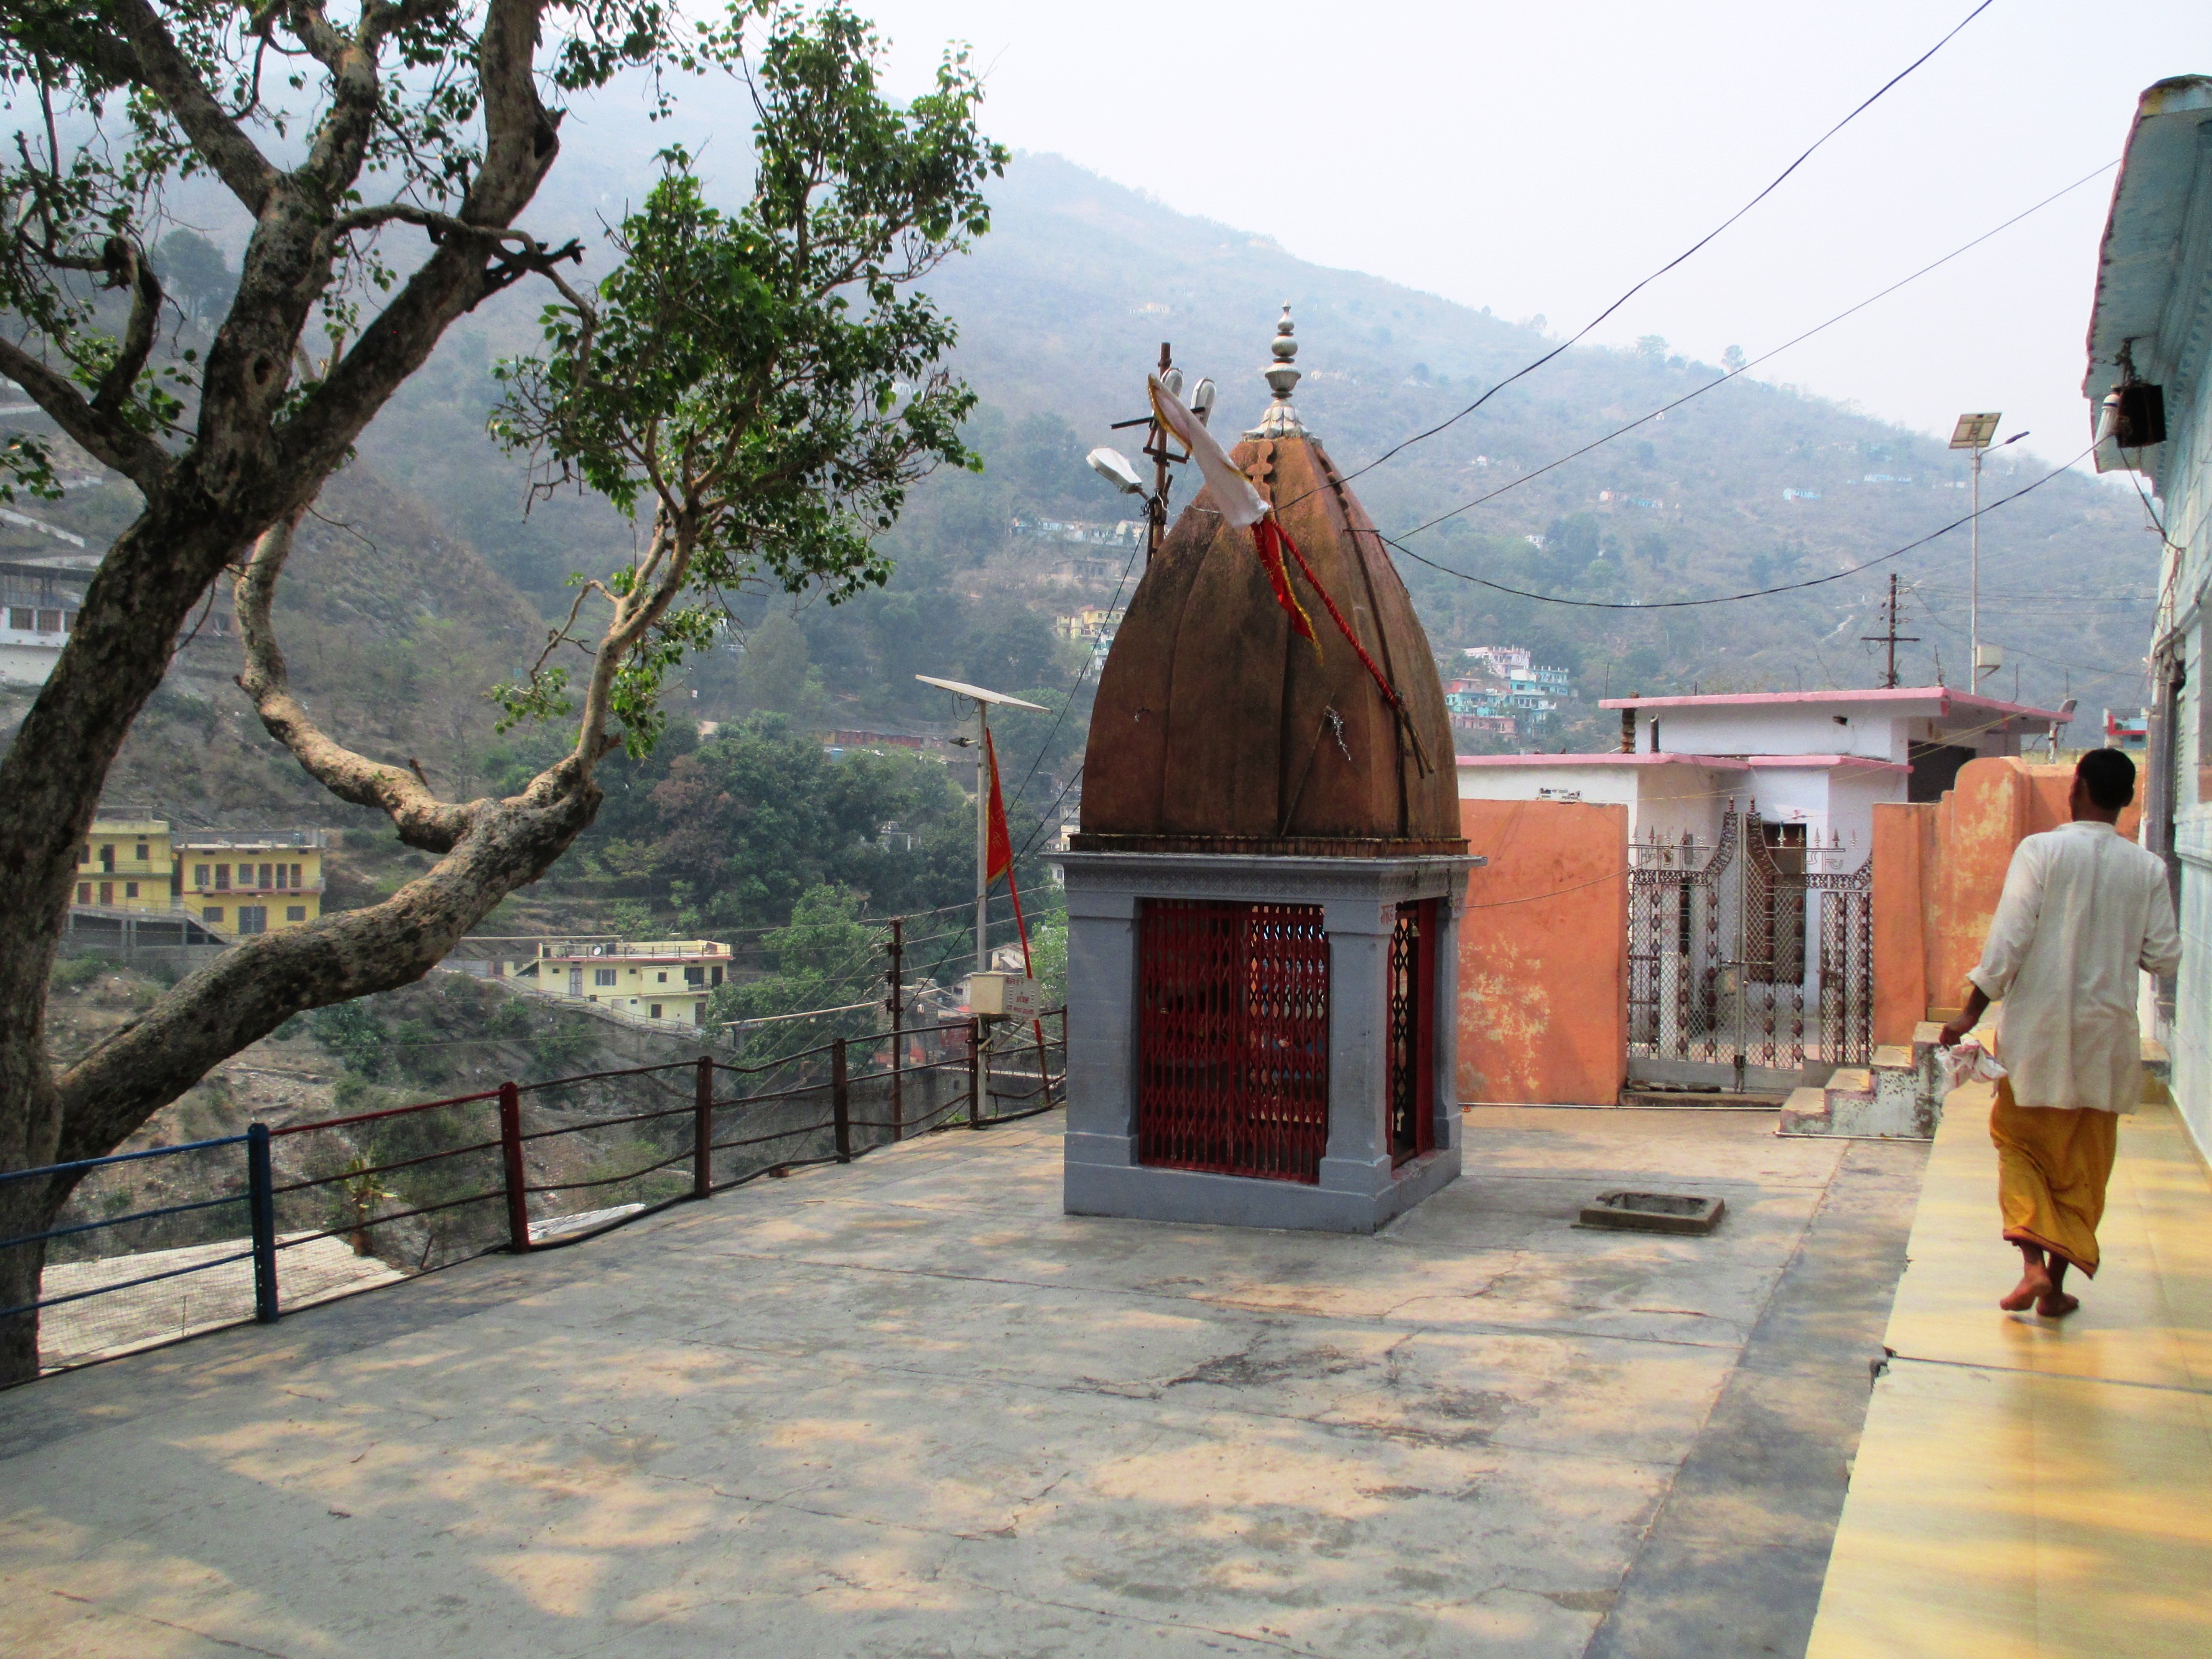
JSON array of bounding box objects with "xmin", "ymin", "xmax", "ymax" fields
[{"xmin": 1245, "ymin": 303, "xmax": 1307, "ymax": 438}]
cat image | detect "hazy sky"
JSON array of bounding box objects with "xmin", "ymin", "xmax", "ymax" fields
[{"xmin": 848, "ymin": 1, "xmax": 2209, "ymax": 474}]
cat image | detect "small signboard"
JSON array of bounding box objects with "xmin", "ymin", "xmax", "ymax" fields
[{"xmin": 969, "ymin": 972, "xmax": 1041, "ymax": 1021}]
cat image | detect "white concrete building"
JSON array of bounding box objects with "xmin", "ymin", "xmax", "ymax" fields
[
  {"xmin": 1457, "ymin": 686, "xmax": 2073, "ymax": 857},
  {"xmin": 0, "ymin": 558, "xmax": 89, "ymax": 686}
]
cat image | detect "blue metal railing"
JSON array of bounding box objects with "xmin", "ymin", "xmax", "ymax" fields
[{"xmin": 0, "ymin": 1126, "xmax": 275, "ymax": 1324}]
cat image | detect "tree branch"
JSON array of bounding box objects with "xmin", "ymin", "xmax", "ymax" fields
[
  {"xmin": 53, "ymin": 788, "xmax": 599, "ymax": 1166},
  {"xmin": 0, "ymin": 337, "xmax": 171, "ymax": 492},
  {"xmin": 89, "ymin": 239, "xmax": 164, "ymax": 420},
  {"xmin": 234, "ymin": 512, "xmax": 474, "ymax": 849},
  {"xmin": 274, "ymin": 0, "xmax": 559, "ymax": 482},
  {"xmin": 109, "ymin": 0, "xmax": 282, "ymax": 213},
  {"xmin": 327, "ymin": 202, "xmax": 587, "ymax": 292}
]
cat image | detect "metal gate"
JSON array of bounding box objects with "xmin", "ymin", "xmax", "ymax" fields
[
  {"xmin": 1626, "ymin": 805, "xmax": 1872, "ymax": 1092},
  {"xmin": 1136, "ymin": 899, "xmax": 1330, "ymax": 1182},
  {"xmin": 1386, "ymin": 899, "xmax": 1437, "ymax": 1166}
]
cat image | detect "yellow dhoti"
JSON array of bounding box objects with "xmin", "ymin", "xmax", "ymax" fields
[{"xmin": 1989, "ymin": 1080, "xmax": 2118, "ymax": 1277}]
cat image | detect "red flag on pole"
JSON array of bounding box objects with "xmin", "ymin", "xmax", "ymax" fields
[
  {"xmin": 981, "ymin": 728, "xmax": 1030, "ymax": 970},
  {"xmin": 982, "ymin": 729, "xmax": 1051, "ymax": 1078}
]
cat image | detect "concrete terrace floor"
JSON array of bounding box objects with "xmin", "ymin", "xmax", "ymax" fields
[{"xmin": 0, "ymin": 1107, "xmax": 1927, "ymax": 1659}]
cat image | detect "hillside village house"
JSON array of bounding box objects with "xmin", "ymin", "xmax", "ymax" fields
[
  {"xmin": 0, "ymin": 557, "xmax": 89, "ymax": 685},
  {"xmin": 1458, "ymin": 684, "xmax": 2074, "ymax": 855},
  {"xmin": 73, "ymin": 816, "xmax": 177, "ymax": 913},
  {"xmin": 74, "ymin": 819, "xmax": 328, "ymax": 937},
  {"xmin": 516, "ymin": 938, "xmax": 731, "ymax": 1028},
  {"xmin": 1441, "ymin": 644, "xmax": 1570, "ymax": 741},
  {"xmin": 2087, "ymin": 73, "xmax": 2212, "ymax": 1168},
  {"xmin": 178, "ymin": 829, "xmax": 328, "ymax": 935}
]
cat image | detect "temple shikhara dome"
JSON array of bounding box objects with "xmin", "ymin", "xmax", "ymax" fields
[
  {"xmin": 1074, "ymin": 309, "xmax": 1463, "ymax": 855},
  {"xmin": 1059, "ymin": 310, "xmax": 1475, "ymax": 1237}
]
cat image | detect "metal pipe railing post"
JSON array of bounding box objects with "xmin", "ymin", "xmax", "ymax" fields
[
  {"xmin": 967, "ymin": 1017, "xmax": 982, "ymax": 1129},
  {"xmin": 498, "ymin": 1081, "xmax": 530, "ymax": 1252},
  {"xmin": 832, "ymin": 1038, "xmax": 851, "ymax": 1163},
  {"xmin": 887, "ymin": 918, "xmax": 904, "ymax": 1141},
  {"xmin": 247, "ymin": 1122, "xmax": 279, "ymax": 1324},
  {"xmin": 693, "ymin": 1054, "xmax": 714, "ymax": 1198}
]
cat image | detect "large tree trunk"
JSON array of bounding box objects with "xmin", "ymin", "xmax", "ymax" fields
[{"xmin": 0, "ymin": 0, "xmax": 580, "ymax": 1385}]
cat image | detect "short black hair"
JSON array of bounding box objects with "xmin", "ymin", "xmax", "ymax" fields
[{"xmin": 2077, "ymin": 747, "xmax": 2136, "ymax": 811}]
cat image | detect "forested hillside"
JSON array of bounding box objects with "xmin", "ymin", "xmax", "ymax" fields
[
  {"xmin": 4, "ymin": 147, "xmax": 2159, "ymax": 948},
  {"xmin": 353, "ymin": 148, "xmax": 2158, "ymax": 738}
]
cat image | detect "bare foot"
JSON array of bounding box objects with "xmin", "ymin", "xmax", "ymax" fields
[
  {"xmin": 2036, "ymin": 1290, "xmax": 2080, "ymax": 1318},
  {"xmin": 2000, "ymin": 1265, "xmax": 2051, "ymax": 1311}
]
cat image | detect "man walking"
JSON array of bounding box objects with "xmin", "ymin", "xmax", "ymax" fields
[{"xmin": 1938, "ymin": 749, "xmax": 2181, "ymax": 1317}]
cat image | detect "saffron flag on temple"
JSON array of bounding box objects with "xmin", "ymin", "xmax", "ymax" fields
[{"xmin": 1148, "ymin": 374, "xmax": 1317, "ymax": 647}]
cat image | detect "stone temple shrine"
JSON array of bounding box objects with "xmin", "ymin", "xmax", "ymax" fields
[{"xmin": 1060, "ymin": 312, "xmax": 1477, "ymax": 1232}]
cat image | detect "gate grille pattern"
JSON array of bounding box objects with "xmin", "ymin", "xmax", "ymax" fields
[
  {"xmin": 1629, "ymin": 807, "xmax": 1873, "ymax": 1076},
  {"xmin": 1137, "ymin": 899, "xmax": 1330, "ymax": 1183},
  {"xmin": 1387, "ymin": 900, "xmax": 1435, "ymax": 1166},
  {"xmin": 1627, "ymin": 810, "xmax": 1737, "ymax": 1065}
]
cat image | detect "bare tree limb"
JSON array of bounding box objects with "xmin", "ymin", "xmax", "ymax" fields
[
  {"xmin": 108, "ymin": 0, "xmax": 282, "ymax": 213},
  {"xmin": 0, "ymin": 336, "xmax": 173, "ymax": 492},
  {"xmin": 89, "ymin": 239, "xmax": 165, "ymax": 420},
  {"xmin": 234, "ymin": 513, "xmax": 474, "ymax": 849}
]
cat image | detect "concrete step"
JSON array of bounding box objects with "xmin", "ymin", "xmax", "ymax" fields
[
  {"xmin": 1777, "ymin": 1086, "xmax": 1832, "ymax": 1136},
  {"xmin": 1825, "ymin": 1067, "xmax": 1874, "ymax": 1101}
]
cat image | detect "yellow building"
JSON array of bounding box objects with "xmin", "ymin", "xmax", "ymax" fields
[
  {"xmin": 519, "ymin": 938, "xmax": 730, "ymax": 1028},
  {"xmin": 73, "ymin": 819, "xmax": 329, "ymax": 941},
  {"xmin": 177, "ymin": 830, "xmax": 328, "ymax": 936},
  {"xmin": 72, "ymin": 818, "xmax": 176, "ymax": 913}
]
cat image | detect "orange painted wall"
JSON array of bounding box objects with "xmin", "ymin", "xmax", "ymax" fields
[
  {"xmin": 1871, "ymin": 757, "xmax": 2143, "ymax": 1043},
  {"xmin": 1457, "ymin": 798, "xmax": 1628, "ymax": 1105}
]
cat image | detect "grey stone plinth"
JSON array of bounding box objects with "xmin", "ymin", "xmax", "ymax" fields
[{"xmin": 1057, "ymin": 850, "xmax": 1479, "ymax": 1235}]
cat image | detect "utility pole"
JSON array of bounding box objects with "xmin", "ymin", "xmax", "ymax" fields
[
  {"xmin": 1092, "ymin": 342, "xmax": 1200, "ymax": 566},
  {"xmin": 1861, "ymin": 573, "xmax": 1919, "ymax": 689},
  {"xmin": 886, "ymin": 917, "xmax": 903, "ymax": 1139},
  {"xmin": 1143, "ymin": 342, "xmax": 1174, "ymax": 561}
]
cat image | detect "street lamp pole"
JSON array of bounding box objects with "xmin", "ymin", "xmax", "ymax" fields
[
  {"xmin": 1971, "ymin": 437, "xmax": 1983, "ymax": 680},
  {"xmin": 1948, "ymin": 414, "xmax": 2024, "ymax": 689},
  {"xmin": 974, "ymin": 695, "xmax": 989, "ymax": 976}
]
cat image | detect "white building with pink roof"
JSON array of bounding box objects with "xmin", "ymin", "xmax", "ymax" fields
[{"xmin": 1456, "ymin": 686, "xmax": 2075, "ymax": 858}]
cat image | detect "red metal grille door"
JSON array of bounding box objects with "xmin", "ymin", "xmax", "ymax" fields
[
  {"xmin": 1387, "ymin": 899, "xmax": 1436, "ymax": 1166},
  {"xmin": 1137, "ymin": 899, "xmax": 1329, "ymax": 1183}
]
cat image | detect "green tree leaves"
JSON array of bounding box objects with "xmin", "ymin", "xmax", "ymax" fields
[{"xmin": 489, "ymin": 5, "xmax": 1007, "ymax": 756}]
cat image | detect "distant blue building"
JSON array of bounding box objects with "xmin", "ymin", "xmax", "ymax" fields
[{"xmin": 2085, "ymin": 73, "xmax": 2212, "ymax": 1162}]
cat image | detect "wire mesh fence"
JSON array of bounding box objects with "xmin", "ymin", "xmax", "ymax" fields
[{"xmin": 2, "ymin": 1011, "xmax": 1065, "ymax": 1376}]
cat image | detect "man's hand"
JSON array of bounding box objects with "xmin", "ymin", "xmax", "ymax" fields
[{"xmin": 1940, "ymin": 984, "xmax": 1992, "ymax": 1050}]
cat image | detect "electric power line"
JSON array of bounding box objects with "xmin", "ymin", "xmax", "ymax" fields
[
  {"xmin": 1378, "ymin": 441, "xmax": 2096, "ymax": 610},
  {"xmin": 1311, "ymin": 0, "xmax": 2001, "ymax": 501},
  {"xmin": 1395, "ymin": 159, "xmax": 2118, "ymax": 540}
]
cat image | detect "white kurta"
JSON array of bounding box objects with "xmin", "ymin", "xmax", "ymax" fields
[{"xmin": 1968, "ymin": 820, "xmax": 2182, "ymax": 1112}]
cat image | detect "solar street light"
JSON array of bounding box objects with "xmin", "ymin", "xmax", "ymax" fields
[
  {"xmin": 1948, "ymin": 412, "xmax": 2001, "ymax": 450},
  {"xmin": 1087, "ymin": 447, "xmax": 1147, "ymax": 496}
]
